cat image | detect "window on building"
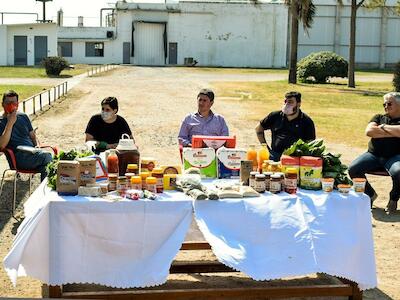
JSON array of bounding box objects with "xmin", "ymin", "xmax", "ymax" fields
[
  {"xmin": 58, "ymin": 42, "xmax": 73, "ymax": 57},
  {"xmin": 86, "ymin": 42, "xmax": 104, "ymax": 57}
]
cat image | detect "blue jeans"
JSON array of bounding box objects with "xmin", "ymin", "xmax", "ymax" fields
[
  {"xmin": 348, "ymin": 152, "xmax": 400, "ymax": 202},
  {"xmin": 269, "ymin": 150, "xmax": 282, "ymax": 162},
  {"xmin": 15, "ymin": 150, "xmax": 53, "ymax": 181}
]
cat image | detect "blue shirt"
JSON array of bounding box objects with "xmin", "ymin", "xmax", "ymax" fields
[
  {"xmin": 0, "ymin": 112, "xmax": 34, "ymax": 150},
  {"xmin": 178, "ymin": 111, "xmax": 229, "ymax": 146}
]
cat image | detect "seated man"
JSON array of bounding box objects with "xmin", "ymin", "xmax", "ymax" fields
[
  {"xmin": 0, "ymin": 90, "xmax": 52, "ymax": 181},
  {"xmin": 255, "ymin": 91, "xmax": 316, "ymax": 161},
  {"xmin": 85, "ymin": 96, "xmax": 136, "ymax": 153},
  {"xmin": 178, "ymin": 89, "xmax": 229, "ymax": 147},
  {"xmin": 349, "ymin": 92, "xmax": 400, "ymax": 214}
]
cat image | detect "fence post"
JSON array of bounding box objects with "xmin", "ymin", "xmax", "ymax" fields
[
  {"xmin": 54, "ymin": 87, "xmax": 56, "ymax": 103},
  {"xmin": 33, "ymin": 96, "xmax": 36, "ymax": 114},
  {"xmin": 48, "ymin": 90, "xmax": 51, "ymax": 105},
  {"xmin": 65, "ymin": 81, "xmax": 68, "ymax": 94},
  {"xmin": 39, "ymin": 93, "xmax": 42, "ymax": 111},
  {"xmin": 23, "ymin": 101, "xmax": 26, "ymax": 113},
  {"xmin": 58, "ymin": 85, "xmax": 60, "ymax": 99}
]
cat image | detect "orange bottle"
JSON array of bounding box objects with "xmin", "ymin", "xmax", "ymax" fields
[
  {"xmin": 107, "ymin": 149, "xmax": 119, "ymax": 174},
  {"xmin": 247, "ymin": 144, "xmax": 258, "ymax": 171},
  {"xmin": 258, "ymin": 143, "xmax": 269, "ymax": 172}
]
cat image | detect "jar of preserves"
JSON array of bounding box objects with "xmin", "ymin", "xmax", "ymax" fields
[
  {"xmin": 249, "ymin": 171, "xmax": 259, "ymax": 189},
  {"xmin": 255, "ymin": 174, "xmax": 266, "ymax": 193},
  {"xmin": 140, "ymin": 172, "xmax": 150, "ymax": 190},
  {"xmin": 146, "ymin": 176, "xmax": 157, "ymax": 193},
  {"xmin": 151, "ymin": 167, "xmax": 164, "ymax": 193},
  {"xmin": 108, "ymin": 174, "xmax": 118, "ymax": 191},
  {"xmin": 117, "ymin": 176, "xmax": 128, "ymax": 195},
  {"xmin": 284, "ymin": 168, "xmax": 298, "ymax": 194},
  {"xmin": 268, "ymin": 162, "xmax": 281, "ymax": 173},
  {"xmin": 126, "ymin": 164, "xmax": 139, "ymax": 174},
  {"xmin": 130, "ymin": 176, "xmax": 142, "ymax": 190},
  {"xmin": 270, "ymin": 174, "xmax": 281, "ymax": 194},
  {"xmin": 263, "ymin": 172, "xmax": 273, "ymax": 191},
  {"xmin": 275, "ymin": 172, "xmax": 285, "ymax": 191},
  {"xmin": 124, "ymin": 173, "xmax": 135, "ymax": 189},
  {"xmin": 107, "ymin": 149, "xmax": 119, "ymax": 174},
  {"xmin": 261, "ymin": 160, "xmax": 270, "ymax": 173}
]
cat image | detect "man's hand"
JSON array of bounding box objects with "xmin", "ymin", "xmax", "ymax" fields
[{"xmin": 7, "ymin": 111, "xmax": 17, "ymax": 126}]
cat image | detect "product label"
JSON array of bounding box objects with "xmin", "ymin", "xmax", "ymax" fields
[
  {"xmin": 270, "ymin": 181, "xmax": 281, "ymax": 193},
  {"xmin": 254, "ymin": 180, "xmax": 266, "ymax": 192}
]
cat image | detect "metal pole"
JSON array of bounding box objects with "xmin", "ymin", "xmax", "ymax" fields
[
  {"xmin": 54, "ymin": 87, "xmax": 56, "ymax": 102},
  {"xmin": 39, "ymin": 93, "xmax": 42, "ymax": 111},
  {"xmin": 33, "ymin": 96, "xmax": 36, "ymax": 114},
  {"xmin": 48, "ymin": 90, "xmax": 51, "ymax": 105},
  {"xmin": 65, "ymin": 81, "xmax": 68, "ymax": 94}
]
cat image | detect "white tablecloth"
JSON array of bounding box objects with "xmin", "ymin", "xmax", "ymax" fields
[
  {"xmin": 194, "ymin": 189, "xmax": 377, "ymax": 290},
  {"xmin": 4, "ymin": 181, "xmax": 193, "ymax": 288}
]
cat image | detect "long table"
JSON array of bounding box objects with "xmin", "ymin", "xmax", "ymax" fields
[{"xmin": 3, "ymin": 180, "xmax": 377, "ymax": 299}]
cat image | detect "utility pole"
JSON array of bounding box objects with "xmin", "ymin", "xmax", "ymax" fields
[{"xmin": 36, "ymin": 0, "xmax": 53, "ymax": 23}]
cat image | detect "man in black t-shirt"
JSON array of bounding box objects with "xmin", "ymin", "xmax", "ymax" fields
[
  {"xmin": 85, "ymin": 97, "xmax": 135, "ymax": 153},
  {"xmin": 255, "ymin": 91, "xmax": 316, "ymax": 161},
  {"xmin": 349, "ymin": 92, "xmax": 400, "ymax": 214}
]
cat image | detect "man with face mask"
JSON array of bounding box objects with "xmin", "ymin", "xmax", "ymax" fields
[
  {"xmin": 255, "ymin": 91, "xmax": 316, "ymax": 161},
  {"xmin": 0, "ymin": 90, "xmax": 52, "ymax": 181},
  {"xmin": 85, "ymin": 96, "xmax": 135, "ymax": 153},
  {"xmin": 178, "ymin": 89, "xmax": 229, "ymax": 147}
]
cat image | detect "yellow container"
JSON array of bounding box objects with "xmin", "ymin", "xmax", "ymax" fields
[
  {"xmin": 163, "ymin": 174, "xmax": 177, "ymax": 190},
  {"xmin": 146, "ymin": 176, "xmax": 157, "ymax": 184},
  {"xmin": 130, "ymin": 175, "xmax": 142, "ymax": 190},
  {"xmin": 258, "ymin": 144, "xmax": 269, "ymax": 172}
]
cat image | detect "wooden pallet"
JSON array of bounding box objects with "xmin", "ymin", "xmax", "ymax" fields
[{"xmin": 44, "ymin": 242, "xmax": 362, "ymax": 300}]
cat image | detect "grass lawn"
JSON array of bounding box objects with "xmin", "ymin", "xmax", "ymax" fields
[
  {"xmin": 0, "ymin": 65, "xmax": 91, "ymax": 78},
  {"xmin": 0, "ymin": 85, "xmax": 49, "ymax": 100},
  {"xmin": 212, "ymin": 80, "xmax": 395, "ymax": 149}
]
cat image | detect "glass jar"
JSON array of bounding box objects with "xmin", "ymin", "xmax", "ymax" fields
[
  {"xmin": 117, "ymin": 176, "xmax": 128, "ymax": 195},
  {"xmin": 249, "ymin": 171, "xmax": 259, "ymax": 189},
  {"xmin": 126, "ymin": 164, "xmax": 138, "ymax": 174},
  {"xmin": 268, "ymin": 162, "xmax": 281, "ymax": 173},
  {"xmin": 124, "ymin": 173, "xmax": 135, "ymax": 189},
  {"xmin": 275, "ymin": 172, "xmax": 285, "ymax": 191},
  {"xmin": 151, "ymin": 167, "xmax": 164, "ymax": 193},
  {"xmin": 130, "ymin": 175, "xmax": 142, "ymax": 190},
  {"xmin": 140, "ymin": 172, "xmax": 150, "ymax": 190},
  {"xmin": 270, "ymin": 174, "xmax": 281, "ymax": 194},
  {"xmin": 255, "ymin": 174, "xmax": 266, "ymax": 193},
  {"xmin": 263, "ymin": 172, "xmax": 273, "ymax": 191},
  {"xmin": 108, "ymin": 174, "xmax": 118, "ymax": 191},
  {"xmin": 107, "ymin": 149, "xmax": 119, "ymax": 174},
  {"xmin": 145, "ymin": 176, "xmax": 157, "ymax": 193},
  {"xmin": 284, "ymin": 168, "xmax": 298, "ymax": 194}
]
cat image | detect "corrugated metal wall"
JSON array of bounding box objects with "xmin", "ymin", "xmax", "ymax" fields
[{"xmin": 134, "ymin": 22, "xmax": 165, "ymax": 66}]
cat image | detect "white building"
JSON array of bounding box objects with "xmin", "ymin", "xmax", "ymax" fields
[
  {"xmin": 0, "ymin": 23, "xmax": 57, "ymax": 66},
  {"xmin": 1, "ymin": 0, "xmax": 400, "ymax": 68}
]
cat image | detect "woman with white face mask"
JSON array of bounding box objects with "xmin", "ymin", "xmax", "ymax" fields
[{"xmin": 85, "ymin": 96, "xmax": 135, "ymax": 153}]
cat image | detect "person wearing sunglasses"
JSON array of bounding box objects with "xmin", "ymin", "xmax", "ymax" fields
[
  {"xmin": 0, "ymin": 90, "xmax": 52, "ymax": 181},
  {"xmin": 255, "ymin": 91, "xmax": 316, "ymax": 161},
  {"xmin": 349, "ymin": 92, "xmax": 400, "ymax": 214},
  {"xmin": 85, "ymin": 96, "xmax": 135, "ymax": 154}
]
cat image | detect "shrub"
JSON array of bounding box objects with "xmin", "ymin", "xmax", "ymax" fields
[
  {"xmin": 393, "ymin": 61, "xmax": 400, "ymax": 92},
  {"xmin": 41, "ymin": 56, "xmax": 69, "ymax": 76},
  {"xmin": 297, "ymin": 51, "xmax": 348, "ymax": 83}
]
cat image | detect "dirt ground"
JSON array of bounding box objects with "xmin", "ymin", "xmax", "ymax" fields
[{"xmin": 0, "ymin": 66, "xmax": 399, "ymax": 299}]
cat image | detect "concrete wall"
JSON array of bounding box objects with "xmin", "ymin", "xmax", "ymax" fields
[
  {"xmin": 0, "ymin": 26, "xmax": 7, "ymax": 65},
  {"xmin": 298, "ymin": 2, "xmax": 400, "ymax": 68},
  {"xmin": 115, "ymin": 2, "xmax": 288, "ymax": 67},
  {"xmin": 5, "ymin": 23, "xmax": 57, "ymax": 66},
  {"xmin": 58, "ymin": 26, "xmax": 119, "ymax": 64}
]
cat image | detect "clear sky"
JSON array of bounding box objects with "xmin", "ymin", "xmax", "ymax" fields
[{"xmin": 0, "ymin": 0, "xmax": 120, "ymax": 26}]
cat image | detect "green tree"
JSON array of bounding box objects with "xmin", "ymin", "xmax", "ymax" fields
[{"xmin": 286, "ymin": 0, "xmax": 316, "ymax": 84}]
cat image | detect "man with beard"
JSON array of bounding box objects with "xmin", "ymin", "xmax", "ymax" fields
[{"xmin": 255, "ymin": 91, "xmax": 316, "ymax": 161}]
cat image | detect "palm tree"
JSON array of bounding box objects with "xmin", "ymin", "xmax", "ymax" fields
[{"xmin": 286, "ymin": 0, "xmax": 316, "ymax": 84}]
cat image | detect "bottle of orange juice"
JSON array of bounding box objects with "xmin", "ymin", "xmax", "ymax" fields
[
  {"xmin": 258, "ymin": 143, "xmax": 269, "ymax": 172},
  {"xmin": 247, "ymin": 144, "xmax": 258, "ymax": 171}
]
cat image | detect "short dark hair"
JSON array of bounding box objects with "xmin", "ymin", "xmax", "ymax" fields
[
  {"xmin": 2, "ymin": 90, "xmax": 19, "ymax": 103},
  {"xmin": 101, "ymin": 96, "xmax": 118, "ymax": 112},
  {"xmin": 198, "ymin": 89, "xmax": 214, "ymax": 101},
  {"xmin": 285, "ymin": 91, "xmax": 301, "ymax": 102}
]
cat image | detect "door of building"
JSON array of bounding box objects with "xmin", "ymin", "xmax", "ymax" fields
[
  {"xmin": 14, "ymin": 36, "xmax": 27, "ymax": 65},
  {"xmin": 134, "ymin": 22, "xmax": 165, "ymax": 66},
  {"xmin": 34, "ymin": 36, "xmax": 48, "ymax": 65},
  {"xmin": 123, "ymin": 42, "xmax": 130, "ymax": 64}
]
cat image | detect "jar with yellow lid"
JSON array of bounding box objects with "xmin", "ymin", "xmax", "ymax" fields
[
  {"xmin": 140, "ymin": 172, "xmax": 150, "ymax": 190},
  {"xmin": 130, "ymin": 175, "xmax": 142, "ymax": 190},
  {"xmin": 146, "ymin": 176, "xmax": 157, "ymax": 193},
  {"xmin": 126, "ymin": 164, "xmax": 138, "ymax": 174},
  {"xmin": 151, "ymin": 167, "xmax": 164, "ymax": 193}
]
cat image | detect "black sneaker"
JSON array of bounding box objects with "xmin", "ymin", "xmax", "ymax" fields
[{"xmin": 385, "ymin": 200, "xmax": 398, "ymax": 215}]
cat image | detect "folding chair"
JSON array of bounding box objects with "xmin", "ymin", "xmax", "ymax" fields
[{"xmin": 0, "ymin": 146, "xmax": 57, "ymax": 218}]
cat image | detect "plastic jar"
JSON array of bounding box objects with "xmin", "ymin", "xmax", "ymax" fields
[
  {"xmin": 151, "ymin": 167, "xmax": 164, "ymax": 193},
  {"xmin": 249, "ymin": 171, "xmax": 259, "ymax": 189},
  {"xmin": 140, "ymin": 172, "xmax": 150, "ymax": 190},
  {"xmin": 108, "ymin": 174, "xmax": 118, "ymax": 191},
  {"xmin": 146, "ymin": 176, "xmax": 157, "ymax": 193},
  {"xmin": 130, "ymin": 176, "xmax": 142, "ymax": 190},
  {"xmin": 255, "ymin": 174, "xmax": 266, "ymax": 193},
  {"xmin": 270, "ymin": 174, "xmax": 281, "ymax": 194},
  {"xmin": 126, "ymin": 164, "xmax": 138, "ymax": 174},
  {"xmin": 107, "ymin": 149, "xmax": 119, "ymax": 174},
  {"xmin": 284, "ymin": 168, "xmax": 298, "ymax": 194},
  {"xmin": 263, "ymin": 172, "xmax": 273, "ymax": 191}
]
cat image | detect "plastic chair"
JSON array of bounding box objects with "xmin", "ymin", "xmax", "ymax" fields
[{"xmin": 0, "ymin": 146, "xmax": 57, "ymax": 218}]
